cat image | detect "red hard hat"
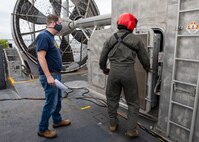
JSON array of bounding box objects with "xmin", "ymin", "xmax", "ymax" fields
[{"xmin": 117, "ymin": 13, "xmax": 137, "ymax": 31}]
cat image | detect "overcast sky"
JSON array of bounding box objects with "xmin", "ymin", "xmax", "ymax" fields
[{"xmin": 0, "ymin": 0, "xmax": 111, "ymax": 39}]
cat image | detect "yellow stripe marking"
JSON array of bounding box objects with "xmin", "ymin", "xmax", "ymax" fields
[
  {"xmin": 7, "ymin": 77, "xmax": 38, "ymax": 85},
  {"xmin": 81, "ymin": 106, "xmax": 91, "ymax": 110},
  {"xmin": 7, "ymin": 77, "xmax": 15, "ymax": 86},
  {"xmin": 14, "ymin": 79, "xmax": 36, "ymax": 84}
]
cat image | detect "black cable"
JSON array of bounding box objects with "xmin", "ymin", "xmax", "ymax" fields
[
  {"xmin": 66, "ymin": 87, "xmax": 108, "ymax": 107},
  {"xmin": 0, "ymin": 97, "xmax": 45, "ymax": 101},
  {"xmin": 75, "ymin": 96, "xmax": 107, "ymax": 106},
  {"xmin": 75, "ymin": 98, "xmax": 107, "ymax": 108},
  {"xmin": 0, "ymin": 85, "xmax": 106, "ymax": 107}
]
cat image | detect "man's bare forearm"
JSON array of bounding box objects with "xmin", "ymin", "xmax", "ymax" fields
[
  {"xmin": 37, "ymin": 51, "xmax": 55, "ymax": 85},
  {"xmin": 38, "ymin": 54, "xmax": 51, "ymax": 77}
]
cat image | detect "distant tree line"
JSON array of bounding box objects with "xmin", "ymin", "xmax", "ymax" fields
[{"xmin": 0, "ymin": 39, "xmax": 9, "ymax": 48}]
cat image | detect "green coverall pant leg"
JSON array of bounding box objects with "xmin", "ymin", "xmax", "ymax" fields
[{"xmin": 106, "ymin": 65, "xmax": 139, "ymax": 131}]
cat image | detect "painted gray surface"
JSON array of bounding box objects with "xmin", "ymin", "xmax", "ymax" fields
[
  {"xmin": 87, "ymin": 0, "xmax": 199, "ymax": 141},
  {"xmin": 157, "ymin": 1, "xmax": 178, "ymax": 135},
  {"xmin": 87, "ymin": 28, "xmax": 113, "ymax": 98}
]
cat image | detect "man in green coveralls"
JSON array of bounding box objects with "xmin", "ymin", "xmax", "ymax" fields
[{"xmin": 99, "ymin": 13, "xmax": 150, "ymax": 137}]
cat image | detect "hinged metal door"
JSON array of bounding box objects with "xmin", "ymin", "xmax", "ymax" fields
[{"xmin": 120, "ymin": 29, "xmax": 162, "ymax": 113}]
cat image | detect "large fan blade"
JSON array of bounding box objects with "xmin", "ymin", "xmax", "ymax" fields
[
  {"xmin": 71, "ymin": 30, "xmax": 88, "ymax": 44},
  {"xmin": 70, "ymin": 0, "xmax": 81, "ymax": 6},
  {"xmin": 75, "ymin": 0, "xmax": 99, "ymax": 17},
  {"xmin": 27, "ymin": 41, "xmax": 37, "ymax": 61},
  {"xmin": 60, "ymin": 37, "xmax": 74, "ymax": 63},
  {"xmin": 69, "ymin": 0, "xmax": 99, "ymax": 42},
  {"xmin": 50, "ymin": 0, "xmax": 62, "ymax": 16},
  {"xmin": 70, "ymin": 0, "xmax": 93, "ymax": 20},
  {"xmin": 16, "ymin": 0, "xmax": 46, "ymax": 24},
  {"xmin": 69, "ymin": 6, "xmax": 85, "ymax": 20}
]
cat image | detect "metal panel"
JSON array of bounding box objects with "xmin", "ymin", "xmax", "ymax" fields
[
  {"xmin": 180, "ymin": 0, "xmax": 199, "ymax": 10},
  {"xmin": 111, "ymin": 0, "xmax": 167, "ymax": 30},
  {"xmin": 157, "ymin": 1, "xmax": 178, "ymax": 135},
  {"xmin": 134, "ymin": 34, "xmax": 148, "ymax": 110},
  {"xmin": 175, "ymin": 61, "xmax": 199, "ymax": 84},
  {"xmin": 178, "ymin": 11, "xmax": 199, "ymax": 35},
  {"xmin": 177, "ymin": 37, "xmax": 199, "ymax": 60},
  {"xmin": 91, "ymin": 61, "xmax": 106, "ymax": 89},
  {"xmin": 87, "ymin": 28, "xmax": 113, "ymax": 96}
]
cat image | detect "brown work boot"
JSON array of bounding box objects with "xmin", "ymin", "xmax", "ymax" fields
[
  {"xmin": 109, "ymin": 124, "xmax": 118, "ymax": 132},
  {"xmin": 37, "ymin": 129, "xmax": 57, "ymax": 138},
  {"xmin": 126, "ymin": 130, "xmax": 139, "ymax": 138},
  {"xmin": 53, "ymin": 119, "xmax": 71, "ymax": 128}
]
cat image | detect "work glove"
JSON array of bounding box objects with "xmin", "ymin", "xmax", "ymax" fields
[{"xmin": 103, "ymin": 68, "xmax": 110, "ymax": 75}]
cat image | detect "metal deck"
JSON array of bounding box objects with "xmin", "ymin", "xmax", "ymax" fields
[{"xmin": 0, "ymin": 72, "xmax": 160, "ymax": 142}]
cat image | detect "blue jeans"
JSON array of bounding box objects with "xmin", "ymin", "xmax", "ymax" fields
[{"xmin": 39, "ymin": 73, "xmax": 62, "ymax": 132}]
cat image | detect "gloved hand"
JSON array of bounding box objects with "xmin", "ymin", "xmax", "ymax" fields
[{"xmin": 103, "ymin": 68, "xmax": 110, "ymax": 75}]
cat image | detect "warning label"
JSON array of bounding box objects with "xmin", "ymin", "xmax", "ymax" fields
[{"xmin": 186, "ymin": 22, "xmax": 199, "ymax": 34}]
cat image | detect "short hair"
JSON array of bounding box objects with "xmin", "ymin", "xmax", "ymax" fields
[{"xmin": 46, "ymin": 14, "xmax": 59, "ymax": 25}]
